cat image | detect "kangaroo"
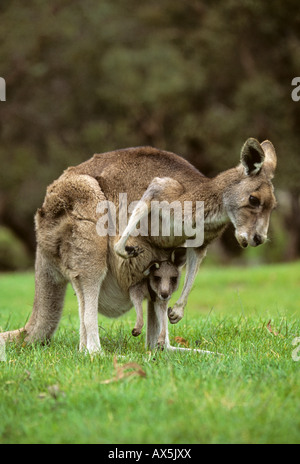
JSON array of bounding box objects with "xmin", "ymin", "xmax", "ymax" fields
[
  {"xmin": 0, "ymin": 138, "xmax": 277, "ymax": 355},
  {"xmin": 130, "ymin": 248, "xmax": 186, "ymax": 347}
]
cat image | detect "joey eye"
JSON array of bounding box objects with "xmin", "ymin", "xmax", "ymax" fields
[
  {"xmin": 171, "ymin": 277, "xmax": 178, "ymax": 285},
  {"xmin": 249, "ymin": 195, "xmax": 260, "ymax": 207},
  {"xmin": 153, "ymin": 276, "xmax": 161, "ymax": 282}
]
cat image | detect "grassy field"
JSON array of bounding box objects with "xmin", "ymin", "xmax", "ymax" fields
[{"xmin": 0, "ymin": 262, "xmax": 299, "ymax": 444}]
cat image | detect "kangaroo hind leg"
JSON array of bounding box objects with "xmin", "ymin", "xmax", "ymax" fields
[
  {"xmin": 22, "ymin": 248, "xmax": 67, "ymax": 344},
  {"xmin": 71, "ymin": 273, "xmax": 105, "ymax": 355},
  {"xmin": 147, "ymin": 299, "xmax": 222, "ymax": 355}
]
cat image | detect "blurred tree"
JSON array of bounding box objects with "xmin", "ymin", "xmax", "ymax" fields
[{"xmin": 0, "ymin": 0, "xmax": 299, "ymax": 263}]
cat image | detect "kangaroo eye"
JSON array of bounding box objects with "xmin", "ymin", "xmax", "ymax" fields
[
  {"xmin": 249, "ymin": 195, "xmax": 260, "ymax": 207},
  {"xmin": 153, "ymin": 276, "xmax": 161, "ymax": 282},
  {"xmin": 171, "ymin": 277, "xmax": 177, "ymax": 284}
]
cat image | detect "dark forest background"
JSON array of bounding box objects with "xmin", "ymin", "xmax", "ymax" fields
[{"xmin": 0, "ymin": 0, "xmax": 300, "ymax": 270}]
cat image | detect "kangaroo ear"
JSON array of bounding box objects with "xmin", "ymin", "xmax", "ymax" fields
[
  {"xmin": 261, "ymin": 140, "xmax": 277, "ymax": 179},
  {"xmin": 143, "ymin": 262, "xmax": 160, "ymax": 276},
  {"xmin": 171, "ymin": 247, "xmax": 187, "ymax": 267},
  {"xmin": 240, "ymin": 138, "xmax": 265, "ymax": 176}
]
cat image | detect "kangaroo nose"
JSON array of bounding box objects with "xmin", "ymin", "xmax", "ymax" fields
[
  {"xmin": 160, "ymin": 292, "xmax": 169, "ymax": 300},
  {"xmin": 253, "ymin": 234, "xmax": 263, "ymax": 246}
]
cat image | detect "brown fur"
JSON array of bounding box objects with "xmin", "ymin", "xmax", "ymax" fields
[{"xmin": 0, "ymin": 138, "xmax": 277, "ymax": 354}]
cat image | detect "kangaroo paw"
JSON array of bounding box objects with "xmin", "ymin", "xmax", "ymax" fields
[
  {"xmin": 114, "ymin": 243, "xmax": 144, "ymax": 259},
  {"xmin": 125, "ymin": 245, "xmax": 144, "ymax": 258},
  {"xmin": 132, "ymin": 328, "xmax": 142, "ymax": 337},
  {"xmin": 168, "ymin": 305, "xmax": 184, "ymax": 324}
]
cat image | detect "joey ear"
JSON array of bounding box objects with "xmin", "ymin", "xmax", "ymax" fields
[
  {"xmin": 171, "ymin": 247, "xmax": 187, "ymax": 267},
  {"xmin": 240, "ymin": 138, "xmax": 265, "ymax": 176},
  {"xmin": 261, "ymin": 140, "xmax": 277, "ymax": 179},
  {"xmin": 143, "ymin": 262, "xmax": 160, "ymax": 276}
]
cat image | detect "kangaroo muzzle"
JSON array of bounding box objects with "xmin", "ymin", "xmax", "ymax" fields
[{"xmin": 235, "ymin": 231, "xmax": 267, "ymax": 248}]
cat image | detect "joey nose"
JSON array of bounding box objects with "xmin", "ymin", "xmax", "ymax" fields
[{"xmin": 160, "ymin": 292, "xmax": 169, "ymax": 300}]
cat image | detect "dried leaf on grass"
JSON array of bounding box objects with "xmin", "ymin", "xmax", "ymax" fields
[
  {"xmin": 101, "ymin": 357, "xmax": 146, "ymax": 384},
  {"xmin": 174, "ymin": 336, "xmax": 189, "ymax": 347},
  {"xmin": 47, "ymin": 384, "xmax": 66, "ymax": 399},
  {"xmin": 38, "ymin": 384, "xmax": 65, "ymax": 400},
  {"xmin": 266, "ymin": 320, "xmax": 284, "ymax": 338}
]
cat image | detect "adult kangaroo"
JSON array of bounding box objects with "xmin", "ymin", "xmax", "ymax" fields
[{"xmin": 0, "ymin": 138, "xmax": 277, "ymax": 354}]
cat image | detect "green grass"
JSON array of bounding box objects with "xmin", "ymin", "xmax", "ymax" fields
[{"xmin": 0, "ymin": 262, "xmax": 300, "ymax": 444}]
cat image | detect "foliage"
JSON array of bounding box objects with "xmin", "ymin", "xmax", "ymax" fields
[
  {"xmin": 0, "ymin": 226, "xmax": 32, "ymax": 271},
  {"xmin": 0, "ymin": 0, "xmax": 300, "ymax": 261}
]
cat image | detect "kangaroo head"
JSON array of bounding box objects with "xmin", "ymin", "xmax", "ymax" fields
[
  {"xmin": 143, "ymin": 248, "xmax": 186, "ymax": 301},
  {"xmin": 224, "ymin": 138, "xmax": 277, "ymax": 248}
]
